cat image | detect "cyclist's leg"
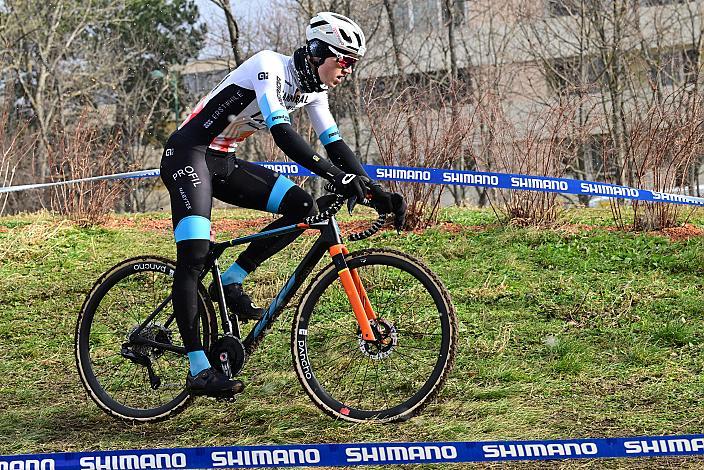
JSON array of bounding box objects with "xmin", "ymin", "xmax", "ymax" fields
[
  {"xmin": 212, "ymin": 157, "xmax": 317, "ymax": 278},
  {"xmin": 160, "ymin": 135, "xmax": 213, "ymax": 374}
]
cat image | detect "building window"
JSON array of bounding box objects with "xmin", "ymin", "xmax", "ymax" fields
[
  {"xmin": 586, "ymin": 135, "xmax": 618, "ymax": 180},
  {"xmin": 405, "ymin": 67, "xmax": 472, "ymax": 104},
  {"xmin": 394, "ymin": 0, "xmax": 468, "ymax": 29},
  {"xmin": 442, "ymin": 0, "xmax": 467, "ymax": 26},
  {"xmin": 393, "ymin": 0, "xmax": 415, "ymax": 29},
  {"xmin": 547, "ymin": 0, "xmax": 579, "ymax": 17},
  {"xmin": 640, "ymin": 0, "xmax": 687, "ymax": 6},
  {"xmin": 649, "ymin": 49, "xmax": 699, "ymax": 87},
  {"xmin": 547, "ymin": 56, "xmax": 605, "ymax": 94},
  {"xmin": 364, "ymin": 67, "xmax": 472, "ymax": 107}
]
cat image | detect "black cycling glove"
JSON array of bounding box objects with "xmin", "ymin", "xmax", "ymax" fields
[
  {"xmin": 368, "ymin": 182, "xmax": 394, "ymax": 213},
  {"xmin": 390, "ymin": 193, "xmax": 407, "ymax": 231},
  {"xmin": 369, "ymin": 182, "xmax": 407, "ymax": 231},
  {"xmin": 330, "ymin": 172, "xmax": 367, "ymax": 202}
]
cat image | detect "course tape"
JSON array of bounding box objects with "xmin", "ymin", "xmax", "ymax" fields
[
  {"xmin": 2, "ymin": 435, "xmax": 704, "ymax": 468},
  {"xmin": 1, "ymin": 163, "xmax": 703, "ymax": 208},
  {"xmin": 0, "ymin": 169, "xmax": 160, "ymax": 194},
  {"xmin": 259, "ymin": 162, "xmax": 704, "ymax": 207}
]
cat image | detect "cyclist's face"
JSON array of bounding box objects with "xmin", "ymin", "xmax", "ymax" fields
[{"xmin": 317, "ymin": 56, "xmax": 353, "ymax": 88}]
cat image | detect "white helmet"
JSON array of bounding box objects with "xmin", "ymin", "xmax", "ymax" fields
[{"xmin": 306, "ymin": 12, "xmax": 366, "ymax": 59}]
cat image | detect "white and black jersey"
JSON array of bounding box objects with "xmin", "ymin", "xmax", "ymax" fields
[
  {"xmin": 178, "ymin": 50, "xmax": 341, "ymax": 153},
  {"xmin": 160, "ymin": 49, "xmax": 368, "ymax": 353}
]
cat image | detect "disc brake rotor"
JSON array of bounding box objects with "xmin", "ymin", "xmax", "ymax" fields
[{"xmin": 358, "ymin": 319, "xmax": 398, "ymax": 360}]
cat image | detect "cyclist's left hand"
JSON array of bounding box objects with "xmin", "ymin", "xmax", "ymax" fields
[
  {"xmin": 368, "ymin": 182, "xmax": 393, "ymax": 213},
  {"xmin": 390, "ymin": 193, "xmax": 406, "ymax": 231}
]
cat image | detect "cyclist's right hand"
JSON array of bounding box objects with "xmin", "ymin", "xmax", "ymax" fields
[
  {"xmin": 329, "ymin": 172, "xmax": 366, "ymax": 202},
  {"xmin": 390, "ymin": 193, "xmax": 407, "ymax": 232}
]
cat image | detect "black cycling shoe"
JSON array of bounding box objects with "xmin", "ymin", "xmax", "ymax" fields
[
  {"xmin": 208, "ymin": 282, "xmax": 264, "ymax": 321},
  {"xmin": 186, "ymin": 367, "xmax": 245, "ymax": 398}
]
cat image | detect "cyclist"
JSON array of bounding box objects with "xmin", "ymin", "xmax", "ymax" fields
[{"xmin": 160, "ymin": 12, "xmax": 406, "ymax": 398}]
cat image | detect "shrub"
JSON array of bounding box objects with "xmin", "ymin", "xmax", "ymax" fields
[
  {"xmin": 364, "ymin": 83, "xmax": 476, "ymax": 229},
  {"xmin": 50, "ymin": 113, "xmax": 124, "ymax": 226}
]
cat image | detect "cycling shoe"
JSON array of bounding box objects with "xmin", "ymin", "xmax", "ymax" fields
[
  {"xmin": 186, "ymin": 367, "xmax": 245, "ymax": 398},
  {"xmin": 209, "ymin": 282, "xmax": 264, "ymax": 321}
]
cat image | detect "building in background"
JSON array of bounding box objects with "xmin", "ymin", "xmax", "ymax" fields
[{"xmin": 179, "ymin": 0, "xmax": 704, "ymax": 203}]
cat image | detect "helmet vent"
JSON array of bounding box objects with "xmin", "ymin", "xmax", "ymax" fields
[
  {"xmin": 353, "ymin": 32, "xmax": 362, "ymax": 46},
  {"xmin": 331, "ymin": 13, "xmax": 354, "ymax": 25},
  {"xmin": 306, "ymin": 12, "xmax": 366, "ymax": 59}
]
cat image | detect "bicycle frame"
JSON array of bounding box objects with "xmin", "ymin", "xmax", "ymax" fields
[
  {"xmin": 204, "ymin": 214, "xmax": 379, "ymax": 354},
  {"xmin": 128, "ymin": 213, "xmax": 380, "ymax": 358}
]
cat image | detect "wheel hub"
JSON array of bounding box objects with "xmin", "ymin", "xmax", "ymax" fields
[
  {"xmin": 127, "ymin": 324, "xmax": 172, "ymax": 359},
  {"xmin": 358, "ymin": 319, "xmax": 397, "ymax": 360}
]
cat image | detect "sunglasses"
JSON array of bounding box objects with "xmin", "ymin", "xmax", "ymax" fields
[{"xmin": 328, "ymin": 46, "xmax": 359, "ymax": 69}]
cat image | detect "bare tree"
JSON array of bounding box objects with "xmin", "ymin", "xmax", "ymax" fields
[
  {"xmin": 0, "ymin": 91, "xmax": 33, "ymax": 216},
  {"xmin": 632, "ymin": 1, "xmax": 704, "ymax": 197},
  {"xmin": 0, "ymin": 0, "xmax": 123, "ymax": 180},
  {"xmin": 365, "ymin": 84, "xmax": 476, "ymax": 228},
  {"xmin": 209, "ymin": 0, "xmax": 244, "ymax": 65},
  {"xmin": 0, "ymin": 0, "xmax": 205, "ymax": 214},
  {"xmin": 516, "ymin": 0, "xmax": 610, "ymax": 206},
  {"xmin": 453, "ymin": 0, "xmax": 518, "ymax": 206}
]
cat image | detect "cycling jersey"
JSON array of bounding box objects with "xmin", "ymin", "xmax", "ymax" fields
[{"xmin": 178, "ymin": 50, "xmax": 342, "ymax": 153}]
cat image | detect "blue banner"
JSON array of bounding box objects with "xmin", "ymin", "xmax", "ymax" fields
[
  {"xmin": 2, "ymin": 163, "xmax": 703, "ymax": 208},
  {"xmin": 256, "ymin": 162, "xmax": 704, "ymax": 208},
  {"xmin": 2, "ymin": 435, "xmax": 704, "ymax": 468}
]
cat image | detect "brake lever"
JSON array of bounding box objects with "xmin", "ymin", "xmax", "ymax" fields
[
  {"xmin": 347, "ymin": 195, "xmax": 358, "ymax": 215},
  {"xmin": 394, "ymin": 216, "xmax": 403, "ymax": 234}
]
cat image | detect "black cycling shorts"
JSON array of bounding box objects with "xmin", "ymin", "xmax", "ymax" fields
[{"xmin": 160, "ymin": 133, "xmax": 299, "ymax": 242}]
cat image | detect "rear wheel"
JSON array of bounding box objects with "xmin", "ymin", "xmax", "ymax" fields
[
  {"xmin": 75, "ymin": 256, "xmax": 217, "ymax": 423},
  {"xmin": 292, "ymin": 249, "xmax": 457, "ymax": 422}
]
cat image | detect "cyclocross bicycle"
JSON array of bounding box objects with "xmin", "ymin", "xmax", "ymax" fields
[{"xmin": 75, "ymin": 195, "xmax": 457, "ymax": 423}]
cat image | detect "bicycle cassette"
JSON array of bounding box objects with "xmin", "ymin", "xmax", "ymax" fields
[{"xmin": 208, "ymin": 335, "xmax": 246, "ymax": 377}]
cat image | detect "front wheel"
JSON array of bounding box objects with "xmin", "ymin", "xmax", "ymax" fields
[{"xmin": 292, "ymin": 249, "xmax": 457, "ymax": 422}]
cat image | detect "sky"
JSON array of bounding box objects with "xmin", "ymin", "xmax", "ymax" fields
[
  {"xmin": 195, "ymin": 0, "xmax": 273, "ymax": 24},
  {"xmin": 194, "ymin": 0, "xmax": 277, "ymax": 58}
]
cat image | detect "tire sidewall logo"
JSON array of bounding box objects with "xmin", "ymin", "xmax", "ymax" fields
[
  {"xmin": 297, "ymin": 332, "xmax": 312, "ymax": 380},
  {"xmin": 132, "ymin": 263, "xmax": 171, "ymax": 275}
]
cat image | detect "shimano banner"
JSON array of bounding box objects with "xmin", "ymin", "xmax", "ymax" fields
[
  {"xmin": 259, "ymin": 162, "xmax": 704, "ymax": 208},
  {"xmin": 2, "ymin": 435, "xmax": 704, "ymax": 469},
  {"xmin": 0, "ymin": 169, "xmax": 160, "ymax": 194},
  {"xmin": 1, "ymin": 163, "xmax": 703, "ymax": 208}
]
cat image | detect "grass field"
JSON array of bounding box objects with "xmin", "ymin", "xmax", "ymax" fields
[{"xmin": 0, "ymin": 206, "xmax": 703, "ymax": 469}]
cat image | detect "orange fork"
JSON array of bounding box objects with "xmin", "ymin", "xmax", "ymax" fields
[
  {"xmin": 329, "ymin": 244, "xmax": 378, "ymax": 341},
  {"xmin": 341, "ymin": 246, "xmax": 377, "ymax": 321}
]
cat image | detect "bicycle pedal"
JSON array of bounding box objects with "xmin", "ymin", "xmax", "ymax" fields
[
  {"xmin": 214, "ymin": 392, "xmax": 238, "ymax": 403},
  {"xmin": 211, "ymin": 380, "xmax": 245, "ymax": 402}
]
